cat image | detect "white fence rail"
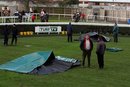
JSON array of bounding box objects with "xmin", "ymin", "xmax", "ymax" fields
[
  {"xmin": 87, "ymin": 15, "xmax": 130, "ymax": 23},
  {"xmin": 0, "ymin": 13, "xmax": 130, "ymax": 24}
]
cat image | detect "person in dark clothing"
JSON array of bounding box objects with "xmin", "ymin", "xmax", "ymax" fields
[
  {"xmin": 18, "ymin": 12, "xmax": 22, "ymax": 22},
  {"xmin": 3, "ymin": 25, "xmax": 10, "ymax": 46},
  {"xmin": 67, "ymin": 22, "xmax": 73, "ymax": 42},
  {"xmin": 113, "ymin": 22, "xmax": 119, "ymax": 43},
  {"xmin": 46, "ymin": 12, "xmax": 49, "ymax": 22},
  {"xmin": 96, "ymin": 36, "xmax": 106, "ymax": 69},
  {"xmin": 80, "ymin": 34, "xmax": 93, "ymax": 67},
  {"xmin": 11, "ymin": 24, "xmax": 18, "ymax": 45},
  {"xmin": 75, "ymin": 12, "xmax": 81, "ymax": 22}
]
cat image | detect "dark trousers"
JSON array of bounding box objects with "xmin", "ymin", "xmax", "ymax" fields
[
  {"xmin": 97, "ymin": 53, "xmax": 104, "ymax": 69},
  {"xmin": 113, "ymin": 34, "xmax": 118, "ymax": 42},
  {"xmin": 4, "ymin": 36, "xmax": 8, "ymax": 46},
  {"xmin": 67, "ymin": 34, "xmax": 72, "ymax": 42},
  {"xmin": 82, "ymin": 50, "xmax": 91, "ymax": 67},
  {"xmin": 11, "ymin": 35, "xmax": 17, "ymax": 45}
]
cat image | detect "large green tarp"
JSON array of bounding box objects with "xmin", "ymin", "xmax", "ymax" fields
[{"xmin": 0, "ymin": 51, "xmax": 53, "ymax": 73}]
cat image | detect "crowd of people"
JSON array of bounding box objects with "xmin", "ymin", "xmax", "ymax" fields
[
  {"xmin": 1, "ymin": 6, "xmax": 88, "ymax": 23},
  {"xmin": 1, "ymin": 7, "xmax": 49, "ymax": 23}
]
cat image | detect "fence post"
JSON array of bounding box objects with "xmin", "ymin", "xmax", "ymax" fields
[{"xmin": 58, "ymin": 14, "xmax": 60, "ymax": 21}]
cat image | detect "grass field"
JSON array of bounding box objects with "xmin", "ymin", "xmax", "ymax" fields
[{"xmin": 0, "ymin": 35, "xmax": 130, "ymax": 87}]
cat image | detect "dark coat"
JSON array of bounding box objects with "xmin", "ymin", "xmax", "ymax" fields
[
  {"xmin": 67, "ymin": 23, "xmax": 73, "ymax": 35},
  {"xmin": 12, "ymin": 26, "xmax": 18, "ymax": 36},
  {"xmin": 96, "ymin": 40, "xmax": 106, "ymax": 55},
  {"xmin": 80, "ymin": 39, "xmax": 93, "ymax": 52},
  {"xmin": 3, "ymin": 25, "xmax": 10, "ymax": 36}
]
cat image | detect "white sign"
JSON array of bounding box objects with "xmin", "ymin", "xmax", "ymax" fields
[{"xmin": 35, "ymin": 26, "xmax": 62, "ymax": 34}]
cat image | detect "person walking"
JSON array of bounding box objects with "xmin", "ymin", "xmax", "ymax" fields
[
  {"xmin": 3, "ymin": 25, "xmax": 10, "ymax": 46},
  {"xmin": 96, "ymin": 36, "xmax": 106, "ymax": 69},
  {"xmin": 67, "ymin": 22, "xmax": 73, "ymax": 42},
  {"xmin": 80, "ymin": 34, "xmax": 93, "ymax": 67},
  {"xmin": 113, "ymin": 22, "xmax": 119, "ymax": 43},
  {"xmin": 11, "ymin": 24, "xmax": 18, "ymax": 45}
]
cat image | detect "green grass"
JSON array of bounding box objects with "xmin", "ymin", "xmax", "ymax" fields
[{"xmin": 0, "ymin": 35, "xmax": 130, "ymax": 87}]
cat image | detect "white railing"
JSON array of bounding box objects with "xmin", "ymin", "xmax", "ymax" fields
[
  {"xmin": 87, "ymin": 15, "xmax": 130, "ymax": 24},
  {"xmin": 0, "ymin": 13, "xmax": 73, "ymax": 23},
  {"xmin": 32, "ymin": 13, "xmax": 73, "ymax": 20},
  {"xmin": 0, "ymin": 13, "xmax": 130, "ymax": 24},
  {"xmin": 0, "ymin": 16, "xmax": 18, "ymax": 23}
]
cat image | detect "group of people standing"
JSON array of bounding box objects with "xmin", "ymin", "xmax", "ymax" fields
[
  {"xmin": 3, "ymin": 24, "xmax": 18, "ymax": 46},
  {"xmin": 66, "ymin": 22, "xmax": 106, "ymax": 69},
  {"xmin": 80, "ymin": 34, "xmax": 106, "ymax": 69}
]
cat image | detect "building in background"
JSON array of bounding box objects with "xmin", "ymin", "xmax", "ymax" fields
[{"xmin": 79, "ymin": 0, "xmax": 130, "ymax": 23}]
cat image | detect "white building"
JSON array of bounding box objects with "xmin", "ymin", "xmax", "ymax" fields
[{"xmin": 79, "ymin": 0, "xmax": 130, "ymax": 23}]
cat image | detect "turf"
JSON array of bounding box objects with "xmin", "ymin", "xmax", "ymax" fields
[{"xmin": 0, "ymin": 35, "xmax": 130, "ymax": 87}]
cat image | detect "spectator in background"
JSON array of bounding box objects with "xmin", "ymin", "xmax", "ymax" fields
[
  {"xmin": 40, "ymin": 9, "xmax": 45, "ymax": 22},
  {"xmin": 2, "ymin": 7, "xmax": 10, "ymax": 16},
  {"xmin": 14, "ymin": 10, "xmax": 19, "ymax": 22},
  {"xmin": 3, "ymin": 25, "xmax": 10, "ymax": 46},
  {"xmin": 75, "ymin": 12, "xmax": 81, "ymax": 22},
  {"xmin": 21, "ymin": 10, "xmax": 25, "ymax": 16},
  {"xmin": 14, "ymin": 10, "xmax": 19, "ymax": 16},
  {"xmin": 96, "ymin": 36, "xmax": 106, "ymax": 69},
  {"xmin": 94, "ymin": 12, "xmax": 98, "ymax": 20},
  {"xmin": 31, "ymin": 14, "xmax": 36, "ymax": 22},
  {"xmin": 67, "ymin": 22, "xmax": 73, "ymax": 42},
  {"xmin": 113, "ymin": 22, "xmax": 119, "ymax": 43},
  {"xmin": 80, "ymin": 34, "xmax": 93, "ymax": 67},
  {"xmin": 45, "ymin": 12, "xmax": 49, "ymax": 22},
  {"xmin": 2, "ymin": 7, "xmax": 10, "ymax": 23},
  {"xmin": 72, "ymin": 12, "xmax": 76, "ymax": 21},
  {"xmin": 73, "ymin": 12, "xmax": 81, "ymax": 22},
  {"xmin": 81, "ymin": 12, "xmax": 86, "ymax": 22},
  {"xmin": 11, "ymin": 24, "xmax": 18, "ymax": 45}
]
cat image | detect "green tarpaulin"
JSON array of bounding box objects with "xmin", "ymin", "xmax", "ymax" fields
[
  {"xmin": 0, "ymin": 51, "xmax": 53, "ymax": 73},
  {"xmin": 0, "ymin": 51, "xmax": 80, "ymax": 74},
  {"xmin": 106, "ymin": 48, "xmax": 123, "ymax": 52}
]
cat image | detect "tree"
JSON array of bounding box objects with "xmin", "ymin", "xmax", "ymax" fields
[
  {"xmin": 24, "ymin": 0, "xmax": 30, "ymax": 12},
  {"xmin": 58, "ymin": 0, "xmax": 79, "ymax": 7}
]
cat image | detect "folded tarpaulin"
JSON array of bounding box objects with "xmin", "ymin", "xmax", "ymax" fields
[
  {"xmin": 0, "ymin": 51, "xmax": 80, "ymax": 74},
  {"xmin": 106, "ymin": 47, "xmax": 123, "ymax": 52}
]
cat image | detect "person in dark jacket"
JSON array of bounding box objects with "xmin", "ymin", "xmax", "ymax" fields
[
  {"xmin": 96, "ymin": 36, "xmax": 106, "ymax": 69},
  {"xmin": 113, "ymin": 22, "xmax": 119, "ymax": 43},
  {"xmin": 3, "ymin": 25, "xmax": 10, "ymax": 46},
  {"xmin": 80, "ymin": 34, "xmax": 93, "ymax": 67},
  {"xmin": 11, "ymin": 24, "xmax": 18, "ymax": 45},
  {"xmin": 67, "ymin": 22, "xmax": 73, "ymax": 42}
]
